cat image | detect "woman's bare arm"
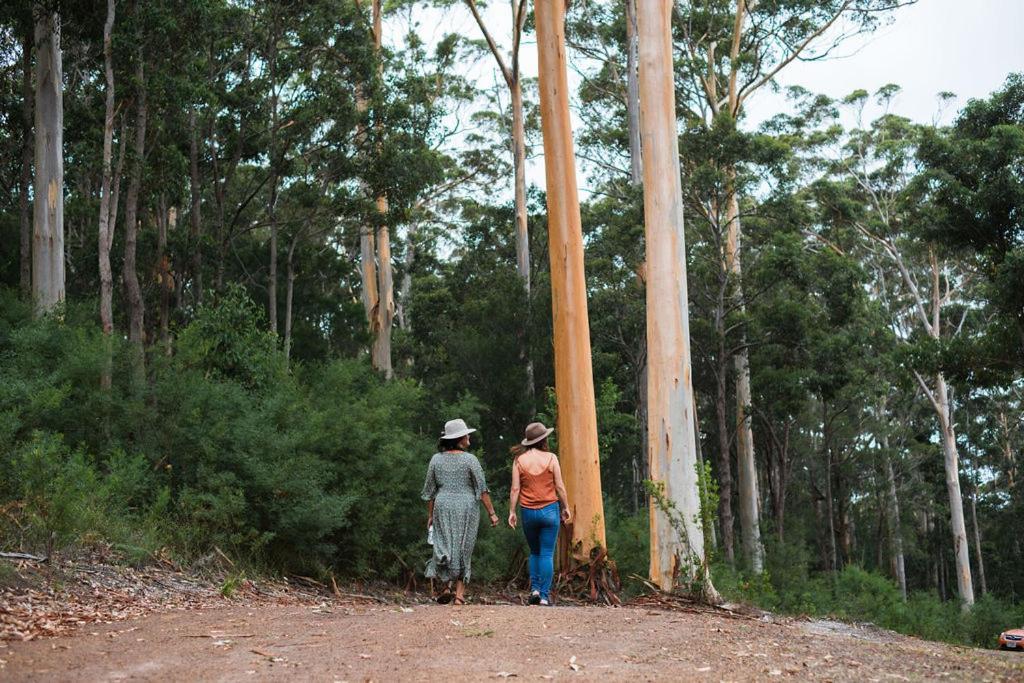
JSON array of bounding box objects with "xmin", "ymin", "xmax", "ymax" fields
[
  {"xmin": 427, "ymin": 499, "xmax": 434, "ymax": 529},
  {"xmin": 480, "ymin": 492, "xmax": 499, "ymax": 526},
  {"xmin": 551, "ymin": 457, "xmax": 571, "ymax": 523},
  {"xmin": 508, "ymin": 460, "xmax": 521, "ymax": 528}
]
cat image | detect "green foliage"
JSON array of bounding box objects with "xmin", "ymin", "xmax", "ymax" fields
[
  {"xmin": 717, "ymin": 554, "xmax": 1024, "ymax": 650},
  {"xmin": 0, "ymin": 289, "xmax": 432, "ymax": 578}
]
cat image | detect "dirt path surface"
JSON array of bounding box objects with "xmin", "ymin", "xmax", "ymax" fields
[{"xmin": 2, "ymin": 602, "xmax": 1022, "ymax": 682}]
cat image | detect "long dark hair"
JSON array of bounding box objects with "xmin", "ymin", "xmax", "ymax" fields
[
  {"xmin": 511, "ymin": 437, "xmax": 548, "ymax": 459},
  {"xmin": 438, "ymin": 436, "xmax": 467, "ymax": 452}
]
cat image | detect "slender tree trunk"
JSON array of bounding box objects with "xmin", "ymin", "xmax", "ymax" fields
[
  {"xmin": 694, "ymin": 396, "xmax": 717, "ymax": 553},
  {"xmin": 32, "ymin": 9, "xmax": 65, "ymax": 316},
  {"xmin": 267, "ymin": 15, "xmax": 280, "ymax": 336},
  {"xmin": 884, "ymin": 451, "xmax": 907, "ymax": 600},
  {"xmin": 20, "ymin": 28, "xmax": 33, "ymax": 300},
  {"xmin": 823, "ymin": 403, "xmax": 838, "ymax": 572},
  {"xmin": 624, "ymin": 0, "xmax": 642, "ymax": 185},
  {"xmin": 724, "ymin": 188, "xmax": 763, "ymax": 572},
  {"xmin": 97, "ymin": 0, "xmax": 117, "ymax": 388},
  {"xmin": 268, "ymin": 167, "xmax": 279, "ymax": 334},
  {"xmin": 189, "ymin": 108, "xmax": 203, "ymax": 307},
  {"xmin": 637, "ymin": 0, "xmax": 716, "ymax": 599},
  {"xmin": 535, "ymin": 0, "xmax": 607, "ymax": 563},
  {"xmin": 367, "ymin": 0, "xmax": 394, "ymax": 378},
  {"xmin": 934, "ymin": 373, "xmax": 974, "ymax": 608},
  {"xmin": 156, "ymin": 197, "xmax": 173, "ymax": 356},
  {"xmin": 284, "ymin": 236, "xmax": 298, "ymax": 364},
  {"xmin": 397, "ymin": 223, "xmax": 416, "ymax": 331},
  {"xmin": 969, "ymin": 482, "xmax": 986, "ymax": 596},
  {"xmin": 635, "ymin": 329, "xmax": 649, "ymax": 509},
  {"xmin": 714, "ymin": 340, "xmax": 735, "ymax": 564},
  {"xmin": 123, "ymin": 40, "xmax": 147, "ymax": 384},
  {"xmin": 511, "ymin": 76, "xmax": 530, "ymax": 291},
  {"xmin": 510, "ymin": 74, "xmax": 536, "ymax": 402},
  {"xmin": 372, "ymin": 213, "xmax": 394, "ymax": 378},
  {"xmin": 359, "ymin": 222, "xmax": 378, "ymax": 326}
]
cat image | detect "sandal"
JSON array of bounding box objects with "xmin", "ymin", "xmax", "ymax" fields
[
  {"xmin": 452, "ymin": 596, "xmax": 466, "ymax": 606},
  {"xmin": 436, "ymin": 586, "xmax": 454, "ymax": 604}
]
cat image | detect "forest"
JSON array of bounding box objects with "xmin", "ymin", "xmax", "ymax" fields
[{"xmin": 1, "ymin": 0, "xmax": 1022, "ymax": 650}]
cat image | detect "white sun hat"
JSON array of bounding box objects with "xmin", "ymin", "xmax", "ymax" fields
[{"xmin": 441, "ymin": 418, "xmax": 477, "ymax": 440}]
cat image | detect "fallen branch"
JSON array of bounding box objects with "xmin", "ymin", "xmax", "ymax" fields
[{"xmin": 0, "ymin": 552, "xmax": 47, "ymax": 563}]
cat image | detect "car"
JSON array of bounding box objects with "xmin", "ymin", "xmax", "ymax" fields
[{"xmin": 999, "ymin": 628, "xmax": 1024, "ymax": 650}]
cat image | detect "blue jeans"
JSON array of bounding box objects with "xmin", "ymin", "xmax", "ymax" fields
[{"xmin": 521, "ymin": 502, "xmax": 559, "ymax": 600}]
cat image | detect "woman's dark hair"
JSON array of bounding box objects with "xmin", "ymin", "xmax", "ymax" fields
[
  {"xmin": 438, "ymin": 436, "xmax": 467, "ymax": 452},
  {"xmin": 511, "ymin": 437, "xmax": 548, "ymax": 458}
]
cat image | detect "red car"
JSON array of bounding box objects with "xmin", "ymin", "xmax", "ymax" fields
[{"xmin": 999, "ymin": 628, "xmax": 1024, "ymax": 650}]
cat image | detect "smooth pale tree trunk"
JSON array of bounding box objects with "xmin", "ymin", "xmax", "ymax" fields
[
  {"xmin": 637, "ymin": 0, "xmax": 716, "ymax": 598},
  {"xmin": 969, "ymin": 481, "xmax": 986, "ymax": 596},
  {"xmin": 534, "ymin": 0, "xmax": 607, "ymax": 561},
  {"xmin": 284, "ymin": 235, "xmax": 298, "ymax": 364},
  {"xmin": 624, "ymin": 0, "xmax": 642, "ymax": 185},
  {"xmin": 20, "ymin": 29, "xmax": 32, "ymax": 300},
  {"xmin": 32, "ymin": 10, "xmax": 65, "ymax": 316},
  {"xmin": 884, "ymin": 451, "xmax": 907, "ymax": 600},
  {"xmin": 511, "ymin": 76, "xmax": 530, "ymax": 290},
  {"xmin": 188, "ymin": 108, "xmax": 203, "ymax": 306},
  {"xmin": 397, "ymin": 223, "xmax": 416, "ymax": 331},
  {"xmin": 97, "ymin": 0, "xmax": 117, "ymax": 387},
  {"xmin": 123, "ymin": 43, "xmax": 147, "ymax": 384},
  {"xmin": 725, "ymin": 189, "xmax": 764, "ymax": 573},
  {"xmin": 934, "ymin": 373, "xmax": 974, "ymax": 608}
]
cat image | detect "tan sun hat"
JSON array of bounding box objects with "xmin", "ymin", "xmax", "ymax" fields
[
  {"xmin": 441, "ymin": 418, "xmax": 477, "ymax": 440},
  {"xmin": 521, "ymin": 421, "xmax": 554, "ymax": 447}
]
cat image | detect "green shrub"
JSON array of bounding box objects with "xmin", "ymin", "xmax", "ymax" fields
[{"xmin": 833, "ymin": 565, "xmax": 903, "ymax": 622}]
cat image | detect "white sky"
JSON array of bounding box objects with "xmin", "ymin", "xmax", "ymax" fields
[{"xmin": 400, "ymin": 0, "xmax": 1024, "ymax": 200}]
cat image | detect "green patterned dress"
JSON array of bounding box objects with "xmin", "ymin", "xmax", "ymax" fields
[{"xmin": 421, "ymin": 450, "xmax": 489, "ymax": 583}]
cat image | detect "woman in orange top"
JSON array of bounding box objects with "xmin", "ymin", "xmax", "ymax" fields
[{"xmin": 507, "ymin": 422, "xmax": 571, "ymax": 605}]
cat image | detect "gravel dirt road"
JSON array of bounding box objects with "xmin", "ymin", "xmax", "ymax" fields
[{"xmin": 3, "ymin": 601, "xmax": 1023, "ymax": 682}]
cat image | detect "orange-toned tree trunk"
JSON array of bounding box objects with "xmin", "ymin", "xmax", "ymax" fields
[
  {"xmin": 534, "ymin": 0, "xmax": 606, "ymax": 560},
  {"xmin": 637, "ymin": 0, "xmax": 717, "ymax": 599}
]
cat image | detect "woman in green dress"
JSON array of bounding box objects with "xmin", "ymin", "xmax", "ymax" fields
[{"xmin": 422, "ymin": 419, "xmax": 499, "ymax": 605}]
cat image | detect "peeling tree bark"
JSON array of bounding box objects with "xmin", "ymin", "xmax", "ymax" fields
[
  {"xmin": 535, "ymin": 0, "xmax": 607, "ymax": 561},
  {"xmin": 32, "ymin": 9, "xmax": 65, "ymax": 316},
  {"xmin": 637, "ymin": 0, "xmax": 716, "ymax": 599}
]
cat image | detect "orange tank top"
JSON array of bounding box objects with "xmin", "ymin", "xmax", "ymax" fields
[{"xmin": 518, "ymin": 451, "xmax": 558, "ymax": 509}]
